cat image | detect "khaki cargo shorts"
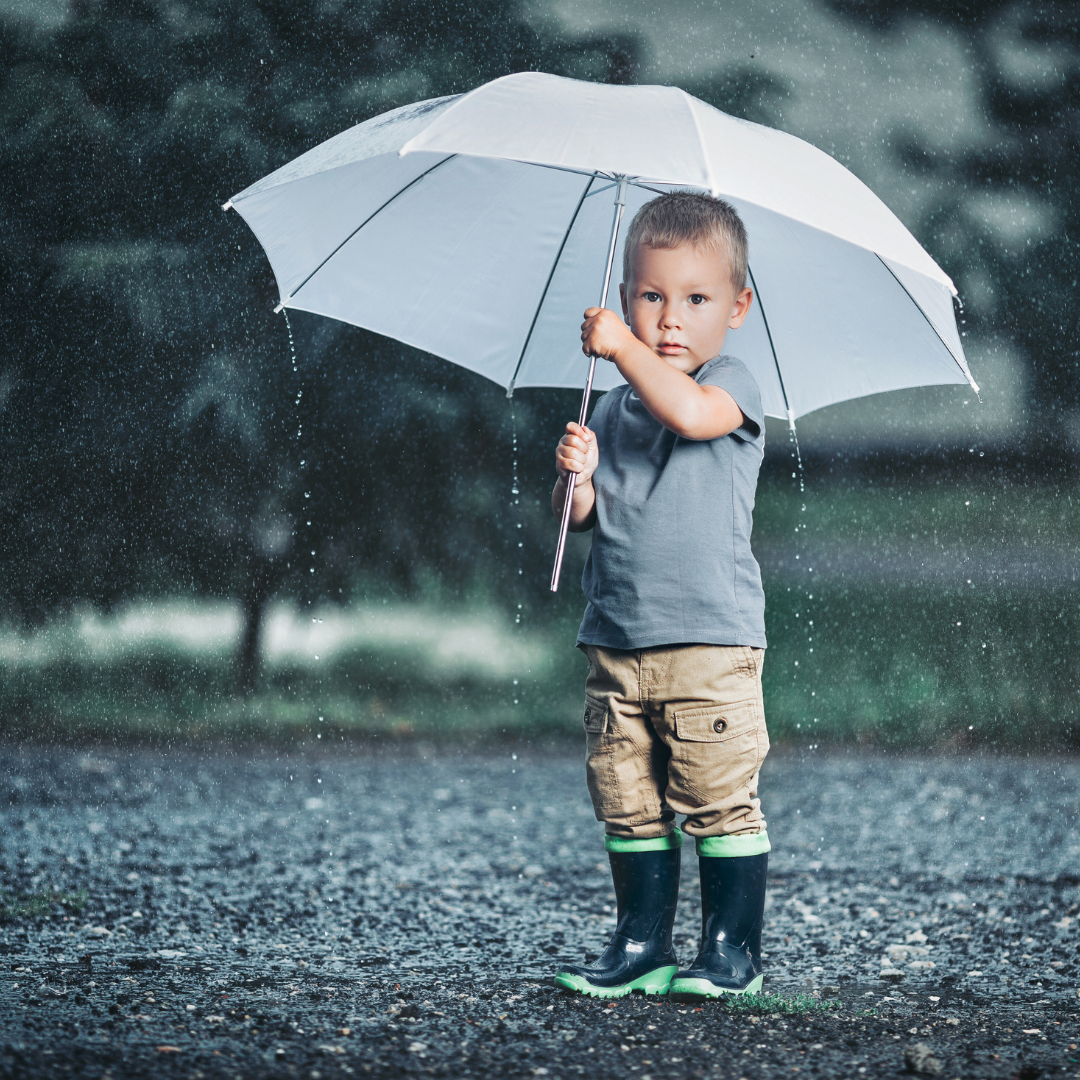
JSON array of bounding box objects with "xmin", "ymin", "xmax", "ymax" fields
[{"xmin": 581, "ymin": 643, "xmax": 769, "ymax": 841}]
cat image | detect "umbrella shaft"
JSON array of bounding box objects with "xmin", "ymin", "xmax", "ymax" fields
[
  {"xmin": 549, "ymin": 352, "xmax": 597, "ymax": 590},
  {"xmin": 550, "ymin": 177, "xmax": 627, "ymax": 593}
]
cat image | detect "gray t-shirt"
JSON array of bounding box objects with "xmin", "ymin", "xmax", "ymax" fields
[{"xmin": 577, "ymin": 355, "xmax": 766, "ymax": 650}]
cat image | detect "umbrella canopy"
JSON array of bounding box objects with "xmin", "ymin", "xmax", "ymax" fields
[{"xmin": 225, "ymin": 71, "xmax": 978, "ymax": 422}]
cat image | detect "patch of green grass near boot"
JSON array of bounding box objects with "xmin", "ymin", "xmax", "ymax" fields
[
  {"xmin": 669, "ymin": 987, "xmax": 841, "ymax": 1016},
  {"xmin": 553, "ymin": 965, "xmax": 678, "ymax": 998},
  {"xmin": 725, "ymin": 991, "xmax": 843, "ymax": 1016},
  {"xmin": 668, "ymin": 972, "xmax": 764, "ymax": 999}
]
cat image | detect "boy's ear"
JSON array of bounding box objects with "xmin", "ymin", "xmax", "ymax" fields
[
  {"xmin": 728, "ymin": 286, "xmax": 754, "ymax": 330},
  {"xmin": 620, "ymin": 282, "xmax": 629, "ymax": 322}
]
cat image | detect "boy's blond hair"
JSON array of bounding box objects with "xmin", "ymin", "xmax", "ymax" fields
[{"xmin": 623, "ymin": 192, "xmax": 748, "ymax": 294}]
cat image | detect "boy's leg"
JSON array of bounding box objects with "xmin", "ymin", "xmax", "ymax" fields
[
  {"xmin": 644, "ymin": 644, "xmax": 771, "ymax": 997},
  {"xmin": 668, "ymin": 842, "xmax": 769, "ymax": 997},
  {"xmin": 647, "ymin": 644, "xmax": 769, "ymax": 841},
  {"xmin": 553, "ymin": 837, "xmax": 682, "ymax": 997},
  {"xmin": 554, "ymin": 646, "xmax": 681, "ymax": 997},
  {"xmin": 580, "ymin": 644, "xmax": 674, "ymax": 842}
]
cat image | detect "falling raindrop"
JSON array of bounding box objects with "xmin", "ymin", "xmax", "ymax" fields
[
  {"xmin": 787, "ymin": 418, "xmax": 816, "ymax": 740},
  {"xmin": 285, "ymin": 309, "xmax": 316, "ymax": 613},
  {"xmin": 511, "ymin": 404, "xmax": 523, "ymax": 617},
  {"xmin": 510, "ymin": 405, "xmax": 524, "ymax": 720},
  {"xmin": 788, "ymin": 420, "xmax": 805, "ymax": 496},
  {"xmin": 284, "ymin": 309, "xmax": 298, "ymax": 373}
]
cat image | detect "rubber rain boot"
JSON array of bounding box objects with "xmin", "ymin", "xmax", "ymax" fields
[
  {"xmin": 669, "ymin": 833, "xmax": 770, "ymax": 998},
  {"xmin": 554, "ymin": 831, "xmax": 681, "ymax": 998}
]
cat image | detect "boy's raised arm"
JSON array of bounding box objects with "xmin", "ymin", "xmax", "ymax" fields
[
  {"xmin": 552, "ymin": 422, "xmax": 598, "ymax": 531},
  {"xmin": 581, "ymin": 308, "xmax": 746, "ymax": 441}
]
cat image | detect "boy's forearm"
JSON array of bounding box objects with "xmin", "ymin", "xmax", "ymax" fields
[
  {"xmin": 613, "ymin": 341, "xmax": 737, "ymax": 440},
  {"xmin": 552, "ymin": 476, "xmax": 596, "ymax": 531}
]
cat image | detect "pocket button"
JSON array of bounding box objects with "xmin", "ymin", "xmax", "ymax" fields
[{"xmin": 712, "ymin": 718, "xmax": 727, "ymax": 733}]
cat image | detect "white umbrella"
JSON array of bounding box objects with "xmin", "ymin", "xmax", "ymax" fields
[{"xmin": 224, "ymin": 71, "xmax": 978, "ymax": 586}]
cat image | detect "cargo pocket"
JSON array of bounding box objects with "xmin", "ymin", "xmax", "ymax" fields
[
  {"xmin": 672, "ymin": 699, "xmax": 760, "ymax": 742},
  {"xmin": 583, "ymin": 694, "xmax": 616, "ymax": 821},
  {"xmin": 668, "ymin": 699, "xmax": 763, "ymax": 806},
  {"xmin": 583, "ymin": 697, "xmax": 660, "ymax": 826},
  {"xmin": 583, "ymin": 694, "xmax": 609, "ymax": 739}
]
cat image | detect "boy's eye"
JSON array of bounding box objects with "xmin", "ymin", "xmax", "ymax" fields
[
  {"xmin": 689, "ymin": 294, "xmax": 707, "ymax": 305},
  {"xmin": 642, "ymin": 292, "xmax": 661, "ymax": 303}
]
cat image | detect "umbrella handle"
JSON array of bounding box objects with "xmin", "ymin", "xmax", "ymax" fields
[{"xmin": 550, "ymin": 176, "xmax": 628, "ymax": 593}]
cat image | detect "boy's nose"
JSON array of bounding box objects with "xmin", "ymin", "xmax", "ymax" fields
[{"xmin": 660, "ymin": 305, "xmax": 682, "ymax": 329}]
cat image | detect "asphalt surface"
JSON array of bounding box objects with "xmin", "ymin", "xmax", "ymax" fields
[{"xmin": 1, "ymin": 742, "xmax": 1079, "ymax": 1079}]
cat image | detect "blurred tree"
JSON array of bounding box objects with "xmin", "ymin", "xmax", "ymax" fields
[
  {"xmin": 827, "ymin": 0, "xmax": 1080, "ymax": 435},
  {"xmin": 0, "ymin": 0, "xmax": 644, "ymax": 691}
]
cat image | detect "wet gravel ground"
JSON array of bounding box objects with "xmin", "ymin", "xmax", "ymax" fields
[{"xmin": 1, "ymin": 742, "xmax": 1079, "ymax": 1079}]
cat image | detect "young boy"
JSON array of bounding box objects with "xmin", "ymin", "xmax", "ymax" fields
[{"xmin": 551, "ymin": 192, "xmax": 770, "ymax": 1000}]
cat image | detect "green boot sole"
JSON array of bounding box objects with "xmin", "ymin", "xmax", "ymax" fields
[
  {"xmin": 668, "ymin": 972, "xmax": 764, "ymax": 999},
  {"xmin": 553, "ymin": 964, "xmax": 678, "ymax": 999}
]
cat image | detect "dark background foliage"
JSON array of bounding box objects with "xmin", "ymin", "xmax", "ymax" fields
[
  {"xmin": 826, "ymin": 0, "xmax": 1080, "ymax": 418},
  {"xmin": 1, "ymin": 0, "xmax": 650, "ymax": 687}
]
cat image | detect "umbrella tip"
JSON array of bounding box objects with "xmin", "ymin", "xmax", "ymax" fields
[
  {"xmin": 786, "ymin": 408, "xmax": 796, "ymax": 434},
  {"xmin": 221, "ymin": 200, "xmax": 233, "ymax": 212}
]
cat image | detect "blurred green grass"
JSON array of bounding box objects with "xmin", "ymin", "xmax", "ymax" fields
[
  {"xmin": 754, "ymin": 466, "xmax": 1080, "ymax": 549},
  {"xmin": 763, "ymin": 581, "xmax": 1080, "ymax": 750},
  {"xmin": 754, "ymin": 468, "xmax": 1080, "ymax": 751},
  {"xmin": 1, "ymin": 474, "xmax": 1078, "ymax": 751},
  {"xmin": 0, "ymin": 599, "xmax": 586, "ymax": 744}
]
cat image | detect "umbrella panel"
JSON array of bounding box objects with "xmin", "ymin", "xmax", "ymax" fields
[
  {"xmin": 733, "ymin": 199, "xmax": 969, "ymax": 418},
  {"xmin": 881, "ymin": 254, "xmax": 970, "ymax": 383},
  {"xmin": 274, "ymin": 155, "xmax": 592, "ymax": 389},
  {"xmin": 234, "ymin": 151, "xmax": 452, "ymax": 306}
]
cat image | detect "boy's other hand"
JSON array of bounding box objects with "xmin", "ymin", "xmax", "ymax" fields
[
  {"xmin": 581, "ymin": 307, "xmax": 636, "ymax": 364},
  {"xmin": 556, "ymin": 422, "xmax": 598, "ymax": 486}
]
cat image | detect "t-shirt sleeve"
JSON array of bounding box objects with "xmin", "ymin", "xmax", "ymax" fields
[{"xmin": 698, "ymin": 357, "xmax": 764, "ymax": 442}]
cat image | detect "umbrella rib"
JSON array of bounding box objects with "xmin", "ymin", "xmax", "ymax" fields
[
  {"xmin": 746, "ymin": 263, "xmax": 794, "ymax": 425},
  {"xmin": 874, "ymin": 255, "xmax": 980, "ymax": 394},
  {"xmin": 274, "ymin": 154, "xmax": 457, "ymax": 312},
  {"xmin": 506, "ymin": 172, "xmax": 598, "ymax": 397},
  {"xmin": 521, "ymin": 160, "xmax": 610, "ymax": 181}
]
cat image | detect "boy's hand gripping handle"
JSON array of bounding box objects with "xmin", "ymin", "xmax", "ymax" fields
[{"xmin": 550, "ymin": 176, "xmax": 628, "ymax": 593}]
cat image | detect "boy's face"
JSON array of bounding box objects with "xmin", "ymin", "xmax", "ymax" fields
[{"xmin": 620, "ymin": 242, "xmax": 753, "ymax": 375}]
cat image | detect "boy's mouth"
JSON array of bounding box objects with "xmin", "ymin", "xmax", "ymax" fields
[{"xmin": 656, "ymin": 341, "xmax": 687, "ymax": 354}]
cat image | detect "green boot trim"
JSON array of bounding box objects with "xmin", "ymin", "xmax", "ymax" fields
[
  {"xmin": 604, "ymin": 828, "xmax": 683, "ymax": 854},
  {"xmin": 553, "ymin": 965, "xmax": 678, "ymax": 999},
  {"xmin": 695, "ymin": 832, "xmax": 770, "ymax": 858},
  {"xmin": 668, "ymin": 972, "xmax": 764, "ymax": 998}
]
